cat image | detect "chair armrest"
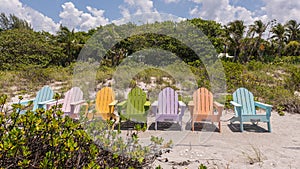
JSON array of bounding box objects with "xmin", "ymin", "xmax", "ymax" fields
[
  {"xmin": 188, "ymin": 101, "xmax": 194, "ymax": 115},
  {"xmin": 254, "ymin": 101, "xmax": 272, "ymax": 109},
  {"xmin": 179, "ymin": 101, "xmax": 186, "ymax": 108},
  {"xmin": 144, "ymin": 101, "xmax": 151, "ymax": 107},
  {"xmin": 213, "ymin": 101, "xmax": 224, "ymax": 108},
  {"xmin": 144, "ymin": 101, "xmax": 151, "ymax": 112},
  {"xmin": 70, "ymin": 100, "xmax": 86, "ymax": 106},
  {"xmin": 109, "ymin": 100, "xmax": 118, "ymax": 106},
  {"xmin": 213, "ymin": 101, "xmax": 224, "ymax": 116},
  {"xmin": 46, "ymin": 99, "xmax": 64, "ymax": 109},
  {"xmin": 117, "ymin": 101, "xmax": 127, "ymax": 108},
  {"xmin": 38, "ymin": 99, "xmax": 56, "ymax": 105},
  {"xmin": 188, "ymin": 101, "xmax": 194, "ymax": 107},
  {"xmin": 152, "ymin": 101, "xmax": 158, "ymax": 107},
  {"xmin": 178, "ymin": 101, "xmax": 186, "ymax": 117},
  {"xmin": 151, "ymin": 101, "xmax": 158, "ymax": 115},
  {"xmin": 230, "ymin": 101, "xmax": 242, "ymax": 107},
  {"xmin": 18, "ymin": 99, "xmax": 35, "ymax": 105}
]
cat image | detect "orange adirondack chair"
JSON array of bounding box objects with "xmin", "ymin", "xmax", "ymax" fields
[
  {"xmin": 188, "ymin": 88, "xmax": 224, "ymax": 132},
  {"xmin": 86, "ymin": 87, "xmax": 118, "ymax": 120}
]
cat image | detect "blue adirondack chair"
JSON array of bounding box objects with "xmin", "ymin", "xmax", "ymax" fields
[
  {"xmin": 19, "ymin": 86, "xmax": 54, "ymax": 113},
  {"xmin": 230, "ymin": 88, "xmax": 272, "ymax": 132}
]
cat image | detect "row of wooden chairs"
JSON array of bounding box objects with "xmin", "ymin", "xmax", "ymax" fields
[{"xmin": 17, "ymin": 86, "xmax": 272, "ymax": 132}]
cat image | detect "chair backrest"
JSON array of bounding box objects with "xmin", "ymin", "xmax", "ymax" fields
[
  {"xmin": 33, "ymin": 86, "xmax": 54, "ymax": 111},
  {"xmin": 232, "ymin": 88, "xmax": 255, "ymax": 115},
  {"xmin": 96, "ymin": 87, "xmax": 115, "ymax": 114},
  {"xmin": 62, "ymin": 87, "xmax": 83, "ymax": 113},
  {"xmin": 157, "ymin": 87, "xmax": 178, "ymax": 115},
  {"xmin": 193, "ymin": 87, "xmax": 213, "ymax": 115},
  {"xmin": 126, "ymin": 87, "xmax": 146, "ymax": 115}
]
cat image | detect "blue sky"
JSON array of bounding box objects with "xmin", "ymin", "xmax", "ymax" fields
[{"xmin": 1, "ymin": 0, "xmax": 299, "ymax": 34}]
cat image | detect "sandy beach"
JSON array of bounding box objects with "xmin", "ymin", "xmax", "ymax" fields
[{"xmin": 131, "ymin": 110, "xmax": 300, "ymax": 169}]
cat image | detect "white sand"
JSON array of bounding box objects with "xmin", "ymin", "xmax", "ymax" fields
[{"xmin": 136, "ymin": 110, "xmax": 300, "ymax": 169}]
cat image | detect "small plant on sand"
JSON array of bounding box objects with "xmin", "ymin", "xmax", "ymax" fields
[
  {"xmin": 277, "ymin": 105, "xmax": 285, "ymax": 116},
  {"xmin": 242, "ymin": 145, "xmax": 265, "ymax": 165},
  {"xmin": 199, "ymin": 163, "xmax": 207, "ymax": 169}
]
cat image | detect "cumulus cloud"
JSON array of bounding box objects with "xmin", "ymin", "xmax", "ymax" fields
[
  {"xmin": 189, "ymin": 0, "xmax": 300, "ymax": 26},
  {"xmin": 115, "ymin": 0, "xmax": 185, "ymax": 25},
  {"xmin": 261, "ymin": 0, "xmax": 300, "ymax": 24},
  {"xmin": 115, "ymin": 0, "xmax": 160, "ymax": 25},
  {"xmin": 164, "ymin": 0, "xmax": 180, "ymax": 3},
  {"xmin": 189, "ymin": 0, "xmax": 264, "ymax": 25},
  {"xmin": 0, "ymin": 0, "xmax": 59, "ymax": 33},
  {"xmin": 119, "ymin": 0, "xmax": 156, "ymax": 17},
  {"xmin": 59, "ymin": 2, "xmax": 109, "ymax": 31},
  {"xmin": 190, "ymin": 0, "xmax": 203, "ymax": 3}
]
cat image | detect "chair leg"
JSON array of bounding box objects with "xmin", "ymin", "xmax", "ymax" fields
[
  {"xmin": 240, "ymin": 121, "xmax": 244, "ymax": 132},
  {"xmin": 267, "ymin": 121, "xmax": 271, "ymax": 132},
  {"xmin": 155, "ymin": 121, "xmax": 157, "ymax": 130},
  {"xmin": 192, "ymin": 119, "xmax": 194, "ymax": 131},
  {"xmin": 218, "ymin": 121, "xmax": 221, "ymax": 133}
]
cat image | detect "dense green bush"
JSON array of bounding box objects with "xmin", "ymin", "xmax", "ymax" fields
[{"xmin": 0, "ymin": 94, "xmax": 164, "ymax": 168}]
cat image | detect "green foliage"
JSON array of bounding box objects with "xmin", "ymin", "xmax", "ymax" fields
[
  {"xmin": 0, "ymin": 29, "xmax": 66, "ymax": 70},
  {"xmin": 285, "ymin": 66, "xmax": 300, "ymax": 91},
  {"xmin": 0, "ymin": 13, "xmax": 32, "ymax": 30},
  {"xmin": 0, "ymin": 95, "xmax": 165, "ymax": 168},
  {"xmin": 0, "ymin": 99, "xmax": 97, "ymax": 168},
  {"xmin": 199, "ymin": 164, "xmax": 207, "ymax": 169},
  {"xmin": 277, "ymin": 105, "xmax": 285, "ymax": 116}
]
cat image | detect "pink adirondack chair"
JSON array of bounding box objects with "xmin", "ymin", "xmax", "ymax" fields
[
  {"xmin": 46, "ymin": 87, "xmax": 87, "ymax": 119},
  {"xmin": 151, "ymin": 87, "xmax": 186, "ymax": 130}
]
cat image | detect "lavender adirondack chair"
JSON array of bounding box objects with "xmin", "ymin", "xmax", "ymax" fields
[
  {"xmin": 151, "ymin": 87, "xmax": 186, "ymax": 130},
  {"xmin": 46, "ymin": 87, "xmax": 87, "ymax": 119}
]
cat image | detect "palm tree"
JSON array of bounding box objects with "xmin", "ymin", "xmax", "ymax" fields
[
  {"xmin": 285, "ymin": 20, "xmax": 300, "ymax": 42},
  {"xmin": 226, "ymin": 20, "xmax": 246, "ymax": 61},
  {"xmin": 56, "ymin": 25, "xmax": 77, "ymax": 65},
  {"xmin": 270, "ymin": 23, "xmax": 287, "ymax": 57},
  {"xmin": 247, "ymin": 20, "xmax": 268, "ymax": 60}
]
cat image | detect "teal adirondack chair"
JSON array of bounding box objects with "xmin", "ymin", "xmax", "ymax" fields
[
  {"xmin": 117, "ymin": 87, "xmax": 151, "ymax": 123},
  {"xmin": 19, "ymin": 86, "xmax": 54, "ymax": 113},
  {"xmin": 230, "ymin": 88, "xmax": 272, "ymax": 132}
]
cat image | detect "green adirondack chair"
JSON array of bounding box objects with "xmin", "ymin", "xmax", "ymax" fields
[
  {"xmin": 117, "ymin": 87, "xmax": 151, "ymax": 123},
  {"xmin": 230, "ymin": 88, "xmax": 272, "ymax": 132}
]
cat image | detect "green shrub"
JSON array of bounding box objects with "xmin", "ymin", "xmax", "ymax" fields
[{"xmin": 0, "ymin": 94, "xmax": 163, "ymax": 168}]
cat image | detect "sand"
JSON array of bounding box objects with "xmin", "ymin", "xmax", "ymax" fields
[{"xmin": 132, "ymin": 110, "xmax": 300, "ymax": 169}]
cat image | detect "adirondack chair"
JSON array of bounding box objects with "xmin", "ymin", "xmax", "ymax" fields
[
  {"xmin": 46, "ymin": 87, "xmax": 87, "ymax": 119},
  {"xmin": 117, "ymin": 87, "xmax": 150, "ymax": 123},
  {"xmin": 85, "ymin": 87, "xmax": 118, "ymax": 120},
  {"xmin": 230, "ymin": 87, "xmax": 272, "ymax": 132},
  {"xmin": 18, "ymin": 86, "xmax": 54, "ymax": 113},
  {"xmin": 152, "ymin": 87, "xmax": 186, "ymax": 130},
  {"xmin": 188, "ymin": 88, "xmax": 224, "ymax": 132}
]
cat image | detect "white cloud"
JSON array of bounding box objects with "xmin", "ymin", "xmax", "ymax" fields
[
  {"xmin": 190, "ymin": 0, "xmax": 203, "ymax": 3},
  {"xmin": 164, "ymin": 0, "xmax": 180, "ymax": 3},
  {"xmin": 0, "ymin": 0, "xmax": 59, "ymax": 33},
  {"xmin": 189, "ymin": 0, "xmax": 300, "ymax": 26},
  {"xmin": 119, "ymin": 0, "xmax": 156, "ymax": 17},
  {"xmin": 261, "ymin": 0, "xmax": 300, "ymax": 24},
  {"xmin": 189, "ymin": 0, "xmax": 264, "ymax": 25},
  {"xmin": 115, "ymin": 0, "xmax": 165, "ymax": 25},
  {"xmin": 59, "ymin": 2, "xmax": 109, "ymax": 32}
]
